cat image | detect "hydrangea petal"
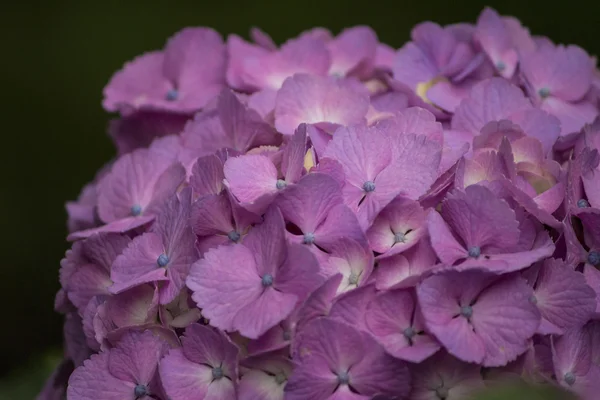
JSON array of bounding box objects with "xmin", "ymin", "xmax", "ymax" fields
[{"xmin": 274, "ymin": 74, "xmax": 369, "ymax": 135}]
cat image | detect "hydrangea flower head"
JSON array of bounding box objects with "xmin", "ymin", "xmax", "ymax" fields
[{"xmin": 49, "ymin": 10, "xmax": 600, "ymax": 400}]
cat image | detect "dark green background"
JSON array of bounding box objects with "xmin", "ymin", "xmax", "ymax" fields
[{"xmin": 1, "ymin": 0, "xmax": 597, "ymax": 397}]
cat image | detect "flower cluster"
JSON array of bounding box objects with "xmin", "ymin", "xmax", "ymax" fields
[{"xmin": 40, "ymin": 7, "xmax": 600, "ymax": 400}]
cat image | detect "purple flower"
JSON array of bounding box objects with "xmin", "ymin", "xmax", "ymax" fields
[
  {"xmin": 192, "ymin": 191, "xmax": 260, "ymax": 254},
  {"xmin": 474, "ymin": 8, "xmax": 521, "ymax": 78},
  {"xmin": 417, "ymin": 270, "xmax": 541, "ymax": 366},
  {"xmin": 452, "ymin": 78, "xmax": 561, "ymax": 154},
  {"xmin": 366, "ymin": 196, "xmax": 427, "ymax": 259},
  {"xmin": 70, "ymin": 148, "xmax": 186, "ymax": 241},
  {"xmin": 60, "ymin": 233, "xmax": 130, "ymax": 314},
  {"xmin": 551, "ymin": 321, "xmax": 600, "ymax": 398},
  {"xmin": 365, "ymin": 289, "xmax": 440, "ymax": 362},
  {"xmin": 428, "ymin": 185, "xmax": 554, "ymax": 273},
  {"xmin": 181, "ymin": 89, "xmax": 279, "ymax": 157},
  {"xmin": 275, "ymin": 172, "xmax": 366, "ymax": 264},
  {"xmin": 159, "ymin": 323, "xmax": 239, "ymax": 400},
  {"xmin": 287, "ymin": 318, "xmax": 410, "ymax": 399},
  {"xmin": 373, "ymin": 236, "xmax": 438, "ymax": 290},
  {"xmin": 523, "ymin": 259, "xmax": 596, "ymax": 335},
  {"xmin": 393, "ymin": 21, "xmax": 485, "ymax": 113},
  {"xmin": 520, "ymin": 43, "xmax": 597, "ymax": 134},
  {"xmin": 67, "ymin": 330, "xmax": 170, "ymax": 400},
  {"xmin": 103, "ymin": 28, "xmax": 227, "ymax": 114},
  {"xmin": 222, "ymin": 125, "xmax": 319, "ymax": 215},
  {"xmin": 322, "ymin": 238, "xmax": 373, "ymax": 292},
  {"xmin": 110, "ymin": 190, "xmax": 198, "ymax": 304},
  {"xmin": 186, "ymin": 207, "xmax": 323, "ymax": 339},
  {"xmin": 323, "ymin": 124, "xmax": 441, "ymax": 228}
]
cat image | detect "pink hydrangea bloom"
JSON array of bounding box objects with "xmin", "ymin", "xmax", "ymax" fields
[{"xmin": 52, "ymin": 11, "xmax": 600, "ymax": 400}]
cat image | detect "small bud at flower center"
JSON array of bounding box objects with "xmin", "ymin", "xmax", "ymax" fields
[
  {"xmin": 337, "ymin": 371, "xmax": 350, "ymax": 385},
  {"xmin": 468, "ymin": 246, "xmax": 481, "ymax": 258},
  {"xmin": 588, "ymin": 251, "xmax": 600, "ymax": 267},
  {"xmin": 261, "ymin": 274, "xmax": 274, "ymax": 287},
  {"xmin": 276, "ymin": 179, "xmax": 287, "ymax": 190},
  {"xmin": 165, "ymin": 89, "xmax": 179, "ymax": 101},
  {"xmin": 564, "ymin": 371, "xmax": 576, "ymax": 386},
  {"xmin": 577, "ymin": 199, "xmax": 590, "ymax": 208},
  {"xmin": 131, "ymin": 204, "xmax": 142, "ymax": 216},
  {"xmin": 227, "ymin": 231, "xmax": 241, "ymax": 242},
  {"xmin": 157, "ymin": 253, "xmax": 169, "ymax": 267},
  {"xmin": 394, "ymin": 232, "xmax": 406, "ymax": 243},
  {"xmin": 303, "ymin": 232, "xmax": 315, "ymax": 244},
  {"xmin": 134, "ymin": 384, "xmax": 148, "ymax": 398},
  {"xmin": 212, "ymin": 366, "xmax": 224, "ymax": 380},
  {"xmin": 362, "ymin": 181, "xmax": 376, "ymax": 192},
  {"xmin": 460, "ymin": 305, "xmax": 473, "ymax": 318}
]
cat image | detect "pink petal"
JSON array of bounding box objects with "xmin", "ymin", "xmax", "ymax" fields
[
  {"xmin": 186, "ymin": 244, "xmax": 262, "ymax": 332},
  {"xmin": 533, "ymin": 259, "xmax": 596, "ymax": 334},
  {"xmin": 367, "ymin": 196, "xmax": 427, "ymax": 258},
  {"xmin": 471, "ymin": 275, "xmax": 541, "ymax": 366},
  {"xmin": 452, "ymin": 78, "xmax": 531, "ymax": 134},
  {"xmin": 67, "ymin": 352, "xmax": 133, "ymax": 400},
  {"xmin": 275, "ymin": 74, "xmax": 369, "ymax": 135},
  {"xmin": 223, "ymin": 154, "xmax": 279, "ymax": 213},
  {"xmin": 327, "ymin": 26, "xmax": 378, "ymax": 78}
]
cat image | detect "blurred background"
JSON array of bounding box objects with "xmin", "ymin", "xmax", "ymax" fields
[{"xmin": 1, "ymin": 0, "xmax": 598, "ymax": 398}]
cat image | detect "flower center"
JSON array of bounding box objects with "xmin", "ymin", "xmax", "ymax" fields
[
  {"xmin": 394, "ymin": 232, "xmax": 407, "ymax": 244},
  {"xmin": 134, "ymin": 384, "xmax": 148, "ymax": 398},
  {"xmin": 227, "ymin": 231, "xmax": 241, "ymax": 242},
  {"xmin": 460, "ymin": 305, "xmax": 473, "ymax": 319},
  {"xmin": 303, "ymin": 232, "xmax": 315, "ymax": 244},
  {"xmin": 131, "ymin": 204, "xmax": 142, "ymax": 216},
  {"xmin": 496, "ymin": 61, "xmax": 506, "ymax": 71},
  {"xmin": 362, "ymin": 181, "xmax": 376, "ymax": 192},
  {"xmin": 588, "ymin": 251, "xmax": 600, "ymax": 267},
  {"xmin": 261, "ymin": 274, "xmax": 274, "ymax": 287},
  {"xmin": 403, "ymin": 326, "xmax": 415, "ymax": 339},
  {"xmin": 276, "ymin": 179, "xmax": 287, "ymax": 190},
  {"xmin": 564, "ymin": 371, "xmax": 576, "ymax": 386},
  {"xmin": 337, "ymin": 371, "xmax": 350, "ymax": 385},
  {"xmin": 165, "ymin": 89, "xmax": 179, "ymax": 101},
  {"xmin": 577, "ymin": 199, "xmax": 590, "ymax": 208},
  {"xmin": 157, "ymin": 253, "xmax": 169, "ymax": 267},
  {"xmin": 538, "ymin": 87, "xmax": 550, "ymax": 99},
  {"xmin": 212, "ymin": 366, "xmax": 224, "ymax": 380},
  {"xmin": 468, "ymin": 246, "xmax": 481, "ymax": 258}
]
